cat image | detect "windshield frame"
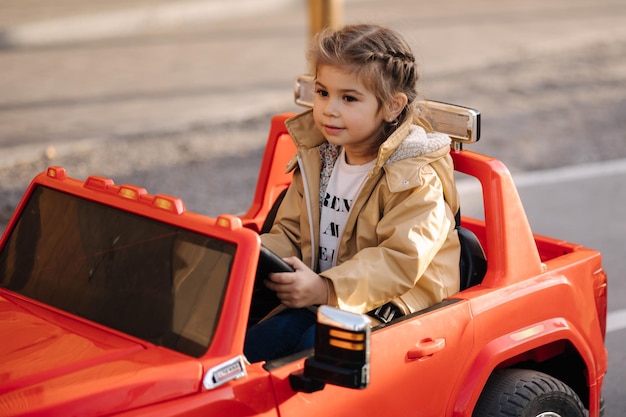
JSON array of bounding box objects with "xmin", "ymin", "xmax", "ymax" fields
[{"xmin": 0, "ymin": 170, "xmax": 261, "ymax": 359}]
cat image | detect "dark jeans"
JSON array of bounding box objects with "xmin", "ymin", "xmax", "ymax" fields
[{"xmin": 244, "ymin": 308, "xmax": 317, "ymax": 363}]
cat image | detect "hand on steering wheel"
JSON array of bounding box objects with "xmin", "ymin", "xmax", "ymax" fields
[{"xmin": 249, "ymin": 245, "xmax": 294, "ymax": 325}]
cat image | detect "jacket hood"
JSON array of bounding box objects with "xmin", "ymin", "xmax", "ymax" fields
[
  {"xmin": 285, "ymin": 109, "xmax": 451, "ymax": 169},
  {"xmin": 384, "ymin": 125, "xmax": 451, "ymax": 166}
]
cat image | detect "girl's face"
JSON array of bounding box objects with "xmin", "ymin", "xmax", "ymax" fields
[{"xmin": 313, "ymin": 65, "xmax": 386, "ymax": 165}]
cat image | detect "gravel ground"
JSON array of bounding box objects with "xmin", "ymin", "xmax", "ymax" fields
[
  {"xmin": 428, "ymin": 40, "xmax": 626, "ymax": 171},
  {"xmin": 0, "ymin": 119, "xmax": 270, "ymax": 228},
  {"xmin": 1, "ymin": 0, "xmax": 625, "ymax": 232}
]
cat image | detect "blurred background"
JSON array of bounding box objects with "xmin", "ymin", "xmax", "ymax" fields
[
  {"xmin": 1, "ymin": 0, "xmax": 625, "ymax": 414},
  {"xmin": 1, "ymin": 0, "xmax": 625, "ymax": 222}
]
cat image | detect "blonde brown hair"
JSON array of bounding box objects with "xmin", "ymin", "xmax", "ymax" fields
[{"xmin": 308, "ymin": 24, "xmax": 428, "ymax": 134}]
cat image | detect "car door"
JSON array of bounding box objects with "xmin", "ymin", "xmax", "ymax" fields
[{"xmin": 269, "ymin": 298, "xmax": 474, "ymax": 417}]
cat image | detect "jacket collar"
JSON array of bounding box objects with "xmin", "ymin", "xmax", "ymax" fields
[
  {"xmin": 285, "ymin": 109, "xmax": 451, "ymax": 171},
  {"xmin": 285, "ymin": 109, "xmax": 325, "ymax": 149}
]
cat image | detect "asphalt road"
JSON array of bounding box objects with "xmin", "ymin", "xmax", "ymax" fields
[{"xmin": 0, "ymin": 0, "xmax": 625, "ymax": 414}]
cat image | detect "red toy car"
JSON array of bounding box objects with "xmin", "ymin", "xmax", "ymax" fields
[{"xmin": 0, "ymin": 91, "xmax": 607, "ymax": 416}]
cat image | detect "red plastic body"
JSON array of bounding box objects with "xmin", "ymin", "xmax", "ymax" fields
[{"xmin": 0, "ymin": 114, "xmax": 607, "ymax": 416}]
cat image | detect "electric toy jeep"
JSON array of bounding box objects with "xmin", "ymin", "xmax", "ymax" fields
[{"xmin": 0, "ymin": 76, "xmax": 607, "ymax": 417}]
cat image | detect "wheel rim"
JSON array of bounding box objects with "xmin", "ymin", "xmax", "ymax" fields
[{"xmin": 536, "ymin": 413, "xmax": 562, "ymax": 417}]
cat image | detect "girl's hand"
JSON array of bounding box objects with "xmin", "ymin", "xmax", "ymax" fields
[{"xmin": 264, "ymin": 257, "xmax": 329, "ymax": 308}]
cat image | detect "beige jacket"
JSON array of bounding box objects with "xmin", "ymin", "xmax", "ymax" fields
[{"xmin": 261, "ymin": 109, "xmax": 460, "ymax": 315}]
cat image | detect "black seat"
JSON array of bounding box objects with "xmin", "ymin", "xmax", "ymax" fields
[
  {"xmin": 260, "ymin": 188, "xmax": 288, "ymax": 234},
  {"xmin": 457, "ymin": 225, "xmax": 487, "ymax": 290}
]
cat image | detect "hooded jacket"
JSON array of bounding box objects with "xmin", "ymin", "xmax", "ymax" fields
[{"xmin": 261, "ymin": 109, "xmax": 460, "ymax": 315}]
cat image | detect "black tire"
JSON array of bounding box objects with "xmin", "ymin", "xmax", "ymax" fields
[{"xmin": 472, "ymin": 369, "xmax": 586, "ymax": 417}]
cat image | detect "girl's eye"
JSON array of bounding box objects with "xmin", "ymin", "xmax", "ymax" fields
[
  {"xmin": 315, "ymin": 89, "xmax": 328, "ymax": 97},
  {"xmin": 343, "ymin": 95, "xmax": 357, "ymax": 103}
]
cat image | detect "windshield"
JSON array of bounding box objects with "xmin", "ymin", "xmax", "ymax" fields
[{"xmin": 0, "ymin": 185, "xmax": 236, "ymax": 357}]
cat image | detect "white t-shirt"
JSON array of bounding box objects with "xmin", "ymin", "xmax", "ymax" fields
[{"xmin": 318, "ymin": 149, "xmax": 375, "ymax": 272}]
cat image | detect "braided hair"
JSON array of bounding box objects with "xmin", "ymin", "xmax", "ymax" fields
[{"xmin": 308, "ymin": 24, "xmax": 428, "ymax": 137}]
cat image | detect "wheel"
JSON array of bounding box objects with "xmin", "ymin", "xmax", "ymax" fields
[
  {"xmin": 472, "ymin": 369, "xmax": 586, "ymax": 417},
  {"xmin": 248, "ymin": 245, "xmax": 294, "ymax": 326}
]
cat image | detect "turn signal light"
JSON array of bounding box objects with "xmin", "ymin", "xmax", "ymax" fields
[
  {"xmin": 119, "ymin": 188, "xmax": 137, "ymax": 199},
  {"xmin": 216, "ymin": 215, "xmax": 243, "ymax": 230},
  {"xmin": 46, "ymin": 166, "xmax": 67, "ymax": 180},
  {"xmin": 153, "ymin": 195, "xmax": 184, "ymax": 214},
  {"xmin": 118, "ymin": 186, "xmax": 146, "ymax": 200}
]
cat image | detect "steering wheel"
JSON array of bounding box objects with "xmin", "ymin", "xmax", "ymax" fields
[
  {"xmin": 249, "ymin": 246, "xmax": 294, "ymax": 326},
  {"xmin": 257, "ymin": 245, "xmax": 294, "ymax": 277}
]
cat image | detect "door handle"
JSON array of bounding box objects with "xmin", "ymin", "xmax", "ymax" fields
[{"xmin": 407, "ymin": 337, "xmax": 446, "ymax": 360}]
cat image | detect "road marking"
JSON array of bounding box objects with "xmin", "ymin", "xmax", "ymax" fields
[
  {"xmin": 457, "ymin": 157, "xmax": 626, "ymax": 194},
  {"xmin": 607, "ymin": 309, "xmax": 626, "ymax": 333},
  {"xmin": 510, "ymin": 158, "xmax": 626, "ymax": 188}
]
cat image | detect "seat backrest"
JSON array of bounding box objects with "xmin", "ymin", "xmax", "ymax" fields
[
  {"xmin": 457, "ymin": 225, "xmax": 487, "ymax": 290},
  {"xmin": 261, "ymin": 188, "xmax": 288, "ymax": 234}
]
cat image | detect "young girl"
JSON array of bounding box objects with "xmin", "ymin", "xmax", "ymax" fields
[{"xmin": 244, "ymin": 24, "xmax": 460, "ymax": 363}]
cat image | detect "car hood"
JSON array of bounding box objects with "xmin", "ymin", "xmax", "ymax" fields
[{"xmin": 0, "ymin": 292, "xmax": 203, "ymax": 417}]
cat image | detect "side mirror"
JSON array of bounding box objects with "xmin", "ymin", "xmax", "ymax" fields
[{"xmin": 289, "ymin": 305, "xmax": 371, "ymax": 393}]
